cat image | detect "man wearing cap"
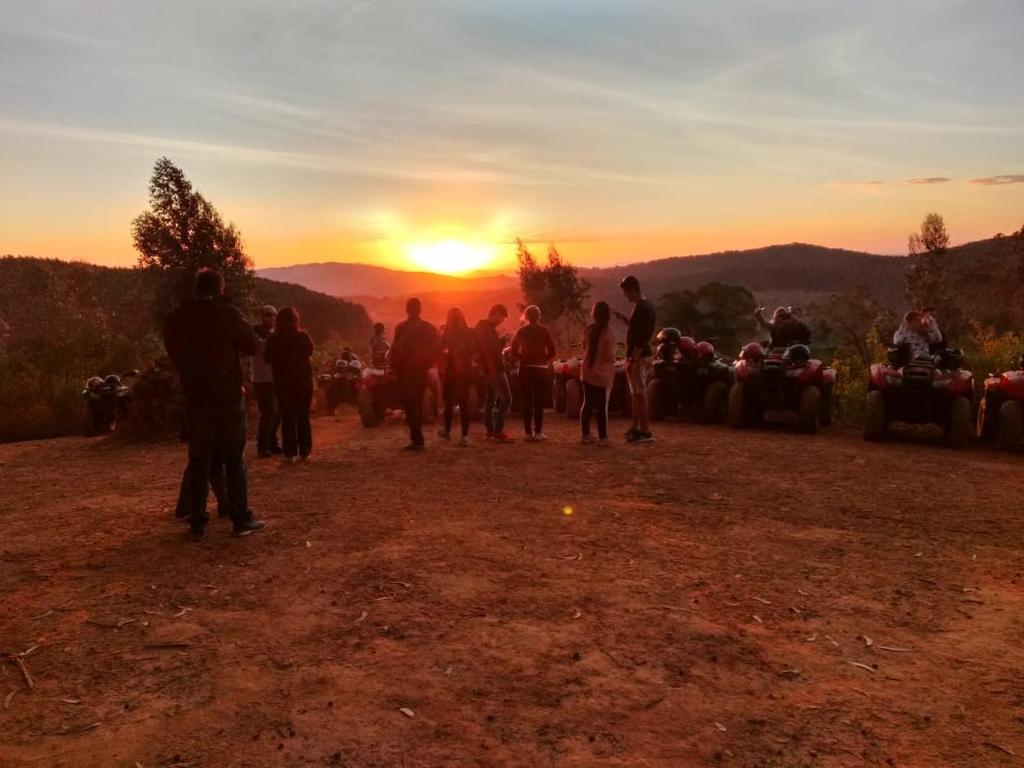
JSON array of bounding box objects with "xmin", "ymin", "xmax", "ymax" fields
[{"xmin": 252, "ymin": 305, "xmax": 282, "ymax": 458}]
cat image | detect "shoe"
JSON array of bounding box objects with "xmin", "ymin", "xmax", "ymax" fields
[
  {"xmin": 233, "ymin": 519, "xmax": 265, "ymax": 537},
  {"xmin": 299, "ymin": 453, "xmax": 311, "ymax": 462},
  {"xmin": 282, "ymin": 456, "xmax": 296, "ymax": 464},
  {"xmin": 491, "ymin": 431, "xmax": 514, "ymax": 443},
  {"xmin": 524, "ymin": 432, "xmax": 536, "ymax": 442},
  {"xmin": 581, "ymin": 434, "xmax": 596, "ymax": 445},
  {"xmin": 631, "ymin": 431, "xmax": 654, "ymax": 443},
  {"xmin": 270, "ymin": 446, "xmax": 283, "ymax": 455},
  {"xmin": 437, "ymin": 429, "xmax": 451, "ymax": 441},
  {"xmin": 188, "ymin": 527, "xmax": 205, "ymax": 542},
  {"xmin": 457, "ymin": 436, "xmax": 469, "ymax": 447},
  {"xmin": 401, "ymin": 443, "xmax": 426, "ymax": 452},
  {"xmin": 533, "ymin": 432, "xmax": 548, "ymax": 442},
  {"xmin": 624, "ymin": 427, "xmax": 640, "ymax": 440}
]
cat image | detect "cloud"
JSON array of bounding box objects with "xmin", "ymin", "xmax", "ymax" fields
[
  {"xmin": 825, "ymin": 180, "xmax": 884, "ymax": 190},
  {"xmin": 906, "ymin": 176, "xmax": 952, "ymax": 184},
  {"xmin": 969, "ymin": 174, "xmax": 1024, "ymax": 185}
]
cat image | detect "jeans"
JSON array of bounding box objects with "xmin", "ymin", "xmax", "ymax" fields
[
  {"xmin": 278, "ymin": 386, "xmax": 313, "ymax": 459},
  {"xmin": 520, "ymin": 366, "xmax": 547, "ymax": 435},
  {"xmin": 443, "ymin": 372, "xmax": 471, "ymax": 438},
  {"xmin": 484, "ymin": 372, "xmax": 511, "ymax": 434},
  {"xmin": 401, "ymin": 369, "xmax": 428, "ymax": 446},
  {"xmin": 581, "ymin": 382, "xmax": 609, "ymax": 439},
  {"xmin": 175, "ymin": 457, "xmax": 227, "ymax": 518},
  {"xmin": 253, "ymin": 381, "xmax": 281, "ymax": 454},
  {"xmin": 184, "ymin": 399, "xmax": 250, "ymax": 531}
]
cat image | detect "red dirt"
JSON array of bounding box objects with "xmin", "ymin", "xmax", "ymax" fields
[{"xmin": 1, "ymin": 412, "xmax": 1023, "ymax": 767}]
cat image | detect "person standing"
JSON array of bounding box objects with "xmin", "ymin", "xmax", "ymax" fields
[
  {"xmin": 163, "ymin": 268, "xmax": 264, "ymax": 539},
  {"xmin": 369, "ymin": 322, "xmax": 391, "ymax": 369},
  {"xmin": 264, "ymin": 306, "xmax": 314, "ymax": 462},
  {"xmin": 475, "ymin": 304, "xmax": 514, "ymax": 442},
  {"xmin": 580, "ymin": 301, "xmax": 617, "ymax": 446},
  {"xmin": 390, "ymin": 297, "xmax": 441, "ymax": 451},
  {"xmin": 438, "ymin": 306, "xmax": 479, "ymax": 447},
  {"xmin": 252, "ymin": 305, "xmax": 282, "ymax": 457},
  {"xmin": 613, "ymin": 275, "xmax": 656, "ymax": 443},
  {"xmin": 510, "ymin": 305, "xmax": 556, "ymax": 441}
]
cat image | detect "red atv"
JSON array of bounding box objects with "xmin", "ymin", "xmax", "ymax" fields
[
  {"xmin": 647, "ymin": 329, "xmax": 733, "ymax": 423},
  {"xmin": 864, "ymin": 346, "xmax": 973, "ymax": 448},
  {"xmin": 975, "ymin": 353, "xmax": 1024, "ymax": 451},
  {"xmin": 727, "ymin": 343, "xmax": 835, "ymax": 433},
  {"xmin": 558, "ymin": 356, "xmax": 632, "ymax": 419},
  {"xmin": 356, "ymin": 365, "xmax": 439, "ymax": 428}
]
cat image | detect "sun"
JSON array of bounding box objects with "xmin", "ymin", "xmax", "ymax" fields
[{"xmin": 402, "ymin": 238, "xmax": 498, "ymax": 276}]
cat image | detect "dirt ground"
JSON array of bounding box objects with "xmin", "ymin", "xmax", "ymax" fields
[{"xmin": 1, "ymin": 409, "xmax": 1023, "ymax": 768}]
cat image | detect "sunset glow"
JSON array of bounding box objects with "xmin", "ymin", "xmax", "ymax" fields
[{"xmin": 402, "ymin": 239, "xmax": 501, "ymax": 275}]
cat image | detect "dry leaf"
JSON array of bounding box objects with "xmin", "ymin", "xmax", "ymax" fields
[
  {"xmin": 354, "ymin": 611, "xmax": 368, "ymax": 625},
  {"xmin": 752, "ymin": 596, "xmax": 771, "ymax": 605},
  {"xmin": 861, "ymin": 635, "xmax": 873, "ymax": 647},
  {"xmin": 713, "ymin": 722, "xmax": 727, "ymax": 732},
  {"xmin": 846, "ymin": 661, "xmax": 876, "ymax": 674},
  {"xmin": 804, "ymin": 634, "xmax": 818, "ymax": 642},
  {"xmin": 752, "ymin": 614, "xmax": 763, "ymax": 624},
  {"xmin": 824, "ymin": 634, "xmax": 840, "ymax": 648},
  {"xmin": 173, "ymin": 608, "xmax": 192, "ymax": 618},
  {"xmin": 399, "ymin": 707, "xmax": 415, "ymax": 718},
  {"xmin": 3, "ymin": 689, "xmax": 17, "ymax": 710},
  {"xmin": 779, "ymin": 668, "xmax": 802, "ymax": 679},
  {"xmin": 877, "ymin": 645, "xmax": 913, "ymax": 653},
  {"xmin": 572, "ymin": 608, "xmax": 582, "ymax": 620},
  {"xmin": 305, "ymin": 540, "xmax": 312, "ymax": 548},
  {"xmin": 61, "ymin": 697, "xmax": 82, "ymax": 704}
]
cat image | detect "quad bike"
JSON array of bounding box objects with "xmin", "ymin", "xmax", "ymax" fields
[
  {"xmin": 316, "ymin": 355, "xmax": 363, "ymax": 415},
  {"xmin": 552, "ymin": 357, "xmax": 581, "ymax": 413},
  {"xmin": 356, "ymin": 366, "xmax": 439, "ymax": 428},
  {"xmin": 728, "ymin": 344, "xmax": 834, "ymax": 433},
  {"xmin": 977, "ymin": 353, "xmax": 1024, "ymax": 451},
  {"xmin": 863, "ymin": 345, "xmax": 973, "ymax": 448},
  {"xmin": 83, "ymin": 371, "xmax": 138, "ymax": 436},
  {"xmin": 646, "ymin": 329, "xmax": 733, "ymax": 423}
]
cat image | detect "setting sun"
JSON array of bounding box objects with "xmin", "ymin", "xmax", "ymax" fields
[{"xmin": 402, "ymin": 239, "xmax": 500, "ymax": 275}]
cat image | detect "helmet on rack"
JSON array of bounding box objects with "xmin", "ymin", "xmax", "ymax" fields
[
  {"xmin": 784, "ymin": 344, "xmax": 811, "ymax": 364},
  {"xmin": 740, "ymin": 342, "xmax": 764, "ymax": 361},
  {"xmin": 695, "ymin": 341, "xmax": 715, "ymax": 359},
  {"xmin": 678, "ymin": 336, "xmax": 697, "ymax": 357}
]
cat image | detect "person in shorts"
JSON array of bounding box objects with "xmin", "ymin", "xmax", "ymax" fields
[{"xmin": 613, "ymin": 275, "xmax": 655, "ymax": 443}]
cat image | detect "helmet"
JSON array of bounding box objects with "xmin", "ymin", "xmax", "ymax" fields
[
  {"xmin": 104, "ymin": 374, "xmax": 122, "ymax": 389},
  {"xmin": 335, "ymin": 359, "xmax": 348, "ymax": 371},
  {"xmin": 656, "ymin": 342, "xmax": 677, "ymax": 361},
  {"xmin": 784, "ymin": 344, "xmax": 811, "ymax": 364},
  {"xmin": 656, "ymin": 327, "xmax": 682, "ymax": 344},
  {"xmin": 941, "ymin": 348, "xmax": 965, "ymax": 370},
  {"xmin": 349, "ymin": 359, "xmax": 363, "ymax": 370},
  {"xmin": 86, "ymin": 376, "xmax": 104, "ymax": 391},
  {"xmin": 740, "ymin": 342, "xmax": 764, "ymax": 361},
  {"xmin": 678, "ymin": 336, "xmax": 697, "ymax": 357},
  {"xmin": 695, "ymin": 341, "xmax": 715, "ymax": 359}
]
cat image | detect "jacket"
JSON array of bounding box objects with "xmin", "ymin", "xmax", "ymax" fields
[
  {"xmin": 391, "ymin": 317, "xmax": 441, "ymax": 375},
  {"xmin": 582, "ymin": 324, "xmax": 617, "ymax": 389},
  {"xmin": 475, "ymin": 319, "xmax": 504, "ymax": 377},
  {"xmin": 264, "ymin": 328, "xmax": 314, "ymax": 396}
]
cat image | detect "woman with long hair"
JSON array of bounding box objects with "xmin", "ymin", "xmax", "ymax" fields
[
  {"xmin": 580, "ymin": 301, "xmax": 617, "ymax": 445},
  {"xmin": 510, "ymin": 304, "xmax": 557, "ymax": 441},
  {"xmin": 264, "ymin": 306, "xmax": 314, "ymax": 462},
  {"xmin": 438, "ymin": 306, "xmax": 479, "ymax": 446}
]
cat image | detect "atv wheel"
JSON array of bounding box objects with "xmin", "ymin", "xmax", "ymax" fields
[
  {"xmin": 798, "ymin": 385, "xmax": 820, "ymax": 434},
  {"xmin": 357, "ymin": 387, "xmax": 381, "ymax": 427},
  {"xmin": 646, "ymin": 378, "xmax": 667, "ymax": 422},
  {"xmin": 553, "ymin": 378, "xmax": 567, "ymax": 413},
  {"xmin": 819, "ymin": 387, "xmax": 833, "ymax": 426},
  {"xmin": 315, "ymin": 388, "xmax": 331, "ymax": 416},
  {"xmin": 565, "ymin": 379, "xmax": 583, "ymax": 419},
  {"xmin": 997, "ymin": 400, "xmax": 1022, "ymax": 451},
  {"xmin": 727, "ymin": 382, "xmax": 747, "ymax": 428},
  {"xmin": 703, "ymin": 381, "xmax": 728, "ymax": 423},
  {"xmin": 863, "ymin": 390, "xmax": 887, "ymax": 442},
  {"xmin": 946, "ymin": 395, "xmax": 971, "ymax": 449}
]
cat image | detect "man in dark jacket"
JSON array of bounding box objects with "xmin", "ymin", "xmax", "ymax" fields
[
  {"xmin": 163, "ymin": 269, "xmax": 265, "ymax": 539},
  {"xmin": 389, "ymin": 297, "xmax": 441, "ymax": 450},
  {"xmin": 474, "ymin": 304, "xmax": 513, "ymax": 442}
]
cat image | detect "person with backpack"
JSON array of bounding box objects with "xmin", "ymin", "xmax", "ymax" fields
[
  {"xmin": 438, "ymin": 306, "xmax": 480, "ymax": 446},
  {"xmin": 390, "ymin": 297, "xmax": 441, "ymax": 450},
  {"xmin": 580, "ymin": 301, "xmax": 617, "ymax": 445},
  {"xmin": 264, "ymin": 306, "xmax": 315, "ymax": 462},
  {"xmin": 510, "ymin": 304, "xmax": 557, "ymax": 441}
]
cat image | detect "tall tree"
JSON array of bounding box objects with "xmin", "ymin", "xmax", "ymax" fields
[
  {"xmin": 132, "ymin": 157, "xmax": 254, "ymax": 312},
  {"xmin": 657, "ymin": 282, "xmax": 756, "ymax": 355},
  {"xmin": 905, "ymin": 212, "xmax": 960, "ymax": 336},
  {"xmin": 811, "ymin": 286, "xmax": 884, "ymax": 364},
  {"xmin": 516, "ymin": 240, "xmax": 590, "ymax": 348}
]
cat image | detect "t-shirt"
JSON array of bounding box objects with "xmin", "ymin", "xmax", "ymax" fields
[
  {"xmin": 626, "ymin": 299, "xmax": 656, "ymax": 358},
  {"xmin": 511, "ymin": 323, "xmax": 556, "ymax": 367}
]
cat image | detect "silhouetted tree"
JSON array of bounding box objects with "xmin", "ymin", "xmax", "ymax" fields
[
  {"xmin": 906, "ymin": 212, "xmax": 962, "ymax": 336},
  {"xmin": 657, "ymin": 282, "xmax": 756, "ymax": 355},
  {"xmin": 516, "ymin": 240, "xmax": 590, "ymax": 348},
  {"xmin": 811, "ymin": 286, "xmax": 884, "ymax": 364}
]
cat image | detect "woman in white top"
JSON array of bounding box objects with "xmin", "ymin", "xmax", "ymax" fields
[
  {"xmin": 580, "ymin": 301, "xmax": 617, "ymax": 445},
  {"xmin": 893, "ymin": 310, "xmax": 942, "ymax": 360}
]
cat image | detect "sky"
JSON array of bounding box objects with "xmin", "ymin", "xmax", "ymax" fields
[{"xmin": 1, "ymin": 0, "xmax": 1023, "ymax": 273}]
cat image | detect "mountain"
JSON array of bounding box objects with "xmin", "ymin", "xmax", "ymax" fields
[{"xmin": 257, "ymin": 262, "xmax": 517, "ymax": 299}]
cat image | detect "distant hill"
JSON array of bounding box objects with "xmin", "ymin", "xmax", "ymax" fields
[{"xmin": 257, "ymin": 262, "xmax": 517, "ymax": 299}]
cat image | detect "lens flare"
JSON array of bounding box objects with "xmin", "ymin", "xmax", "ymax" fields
[
  {"xmin": 563, "ymin": 506, "xmax": 573, "ymax": 516},
  {"xmin": 403, "ymin": 239, "xmax": 497, "ymax": 275}
]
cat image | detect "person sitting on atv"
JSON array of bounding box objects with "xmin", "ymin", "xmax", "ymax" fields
[
  {"xmin": 893, "ymin": 310, "xmax": 943, "ymax": 360},
  {"xmin": 754, "ymin": 306, "xmax": 811, "ymax": 348},
  {"xmin": 369, "ymin": 323, "xmax": 390, "ymax": 369}
]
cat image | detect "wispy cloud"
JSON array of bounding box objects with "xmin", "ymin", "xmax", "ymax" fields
[
  {"xmin": 906, "ymin": 176, "xmax": 952, "ymax": 184},
  {"xmin": 969, "ymin": 174, "xmax": 1024, "ymax": 186},
  {"xmin": 825, "ymin": 180, "xmax": 885, "ymax": 190}
]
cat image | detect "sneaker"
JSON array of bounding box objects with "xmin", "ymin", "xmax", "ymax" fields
[
  {"xmin": 233, "ymin": 519, "xmax": 265, "ymax": 537},
  {"xmin": 624, "ymin": 427, "xmax": 640, "ymax": 440},
  {"xmin": 631, "ymin": 431, "xmax": 655, "ymax": 443},
  {"xmin": 457, "ymin": 436, "xmax": 469, "ymax": 447},
  {"xmin": 524, "ymin": 432, "xmax": 537, "ymax": 442},
  {"xmin": 437, "ymin": 429, "xmax": 451, "ymax": 441},
  {"xmin": 596, "ymin": 437, "xmax": 611, "ymax": 447},
  {"xmin": 581, "ymin": 434, "xmax": 596, "ymax": 445},
  {"xmin": 491, "ymin": 431, "xmax": 515, "ymax": 443},
  {"xmin": 533, "ymin": 432, "xmax": 548, "ymax": 442},
  {"xmin": 188, "ymin": 526, "xmax": 205, "ymax": 542},
  {"xmin": 282, "ymin": 456, "xmax": 296, "ymax": 464}
]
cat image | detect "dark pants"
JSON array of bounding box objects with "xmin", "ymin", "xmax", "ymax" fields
[
  {"xmin": 253, "ymin": 381, "xmax": 281, "ymax": 454},
  {"xmin": 278, "ymin": 386, "xmax": 313, "ymax": 459},
  {"xmin": 581, "ymin": 382, "xmax": 609, "ymax": 439},
  {"xmin": 175, "ymin": 457, "xmax": 227, "ymax": 518},
  {"xmin": 520, "ymin": 366, "xmax": 547, "ymax": 435},
  {"xmin": 443, "ymin": 371, "xmax": 471, "ymax": 438},
  {"xmin": 184, "ymin": 399, "xmax": 250, "ymax": 531},
  {"xmin": 401, "ymin": 369, "xmax": 428, "ymax": 446},
  {"xmin": 484, "ymin": 372, "xmax": 510, "ymax": 434}
]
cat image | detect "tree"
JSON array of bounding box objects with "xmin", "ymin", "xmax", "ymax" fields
[
  {"xmin": 905, "ymin": 212, "xmax": 961, "ymax": 336},
  {"xmin": 811, "ymin": 286, "xmax": 883, "ymax": 364},
  {"xmin": 516, "ymin": 240, "xmax": 590, "ymax": 348},
  {"xmin": 656, "ymin": 282, "xmax": 756, "ymax": 355},
  {"xmin": 131, "ymin": 157, "xmax": 253, "ymax": 311}
]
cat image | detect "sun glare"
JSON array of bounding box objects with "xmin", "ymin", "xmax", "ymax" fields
[{"xmin": 402, "ymin": 239, "xmax": 498, "ymax": 275}]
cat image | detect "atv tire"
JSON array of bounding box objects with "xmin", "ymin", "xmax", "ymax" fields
[
  {"xmin": 553, "ymin": 378, "xmax": 567, "ymax": 413},
  {"xmin": 798, "ymin": 385, "xmax": 820, "ymax": 434},
  {"xmin": 647, "ymin": 378, "xmax": 667, "ymax": 422},
  {"xmin": 565, "ymin": 379, "xmax": 583, "ymax": 419},
  {"xmin": 997, "ymin": 400, "xmax": 1022, "ymax": 452},
  {"xmin": 703, "ymin": 381, "xmax": 728, "ymax": 423},
  {"xmin": 863, "ymin": 389, "xmax": 887, "ymax": 442},
  {"xmin": 819, "ymin": 386, "xmax": 833, "ymax": 426},
  {"xmin": 946, "ymin": 395, "xmax": 972, "ymax": 449},
  {"xmin": 727, "ymin": 382, "xmax": 747, "ymax": 428},
  {"xmin": 357, "ymin": 387, "xmax": 381, "ymax": 428}
]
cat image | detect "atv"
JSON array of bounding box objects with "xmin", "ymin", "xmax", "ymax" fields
[
  {"xmin": 646, "ymin": 328, "xmax": 733, "ymax": 423},
  {"xmin": 727, "ymin": 343, "xmax": 834, "ymax": 433},
  {"xmin": 316, "ymin": 355, "xmax": 363, "ymax": 415},
  {"xmin": 552, "ymin": 357, "xmax": 581, "ymax": 413},
  {"xmin": 863, "ymin": 345, "xmax": 973, "ymax": 448},
  {"xmin": 356, "ymin": 366, "xmax": 439, "ymax": 428},
  {"xmin": 975, "ymin": 354, "xmax": 1024, "ymax": 451},
  {"xmin": 559, "ymin": 357, "xmax": 631, "ymax": 419},
  {"xmin": 83, "ymin": 371, "xmax": 138, "ymax": 436}
]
